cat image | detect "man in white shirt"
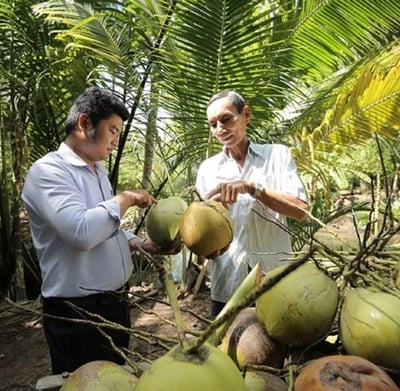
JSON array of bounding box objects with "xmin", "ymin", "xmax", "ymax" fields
[
  {"xmin": 22, "ymin": 86, "xmax": 179, "ymax": 374},
  {"xmin": 196, "ymin": 90, "xmax": 309, "ymax": 317}
]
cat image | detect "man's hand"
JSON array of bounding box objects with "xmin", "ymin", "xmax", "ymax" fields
[
  {"xmin": 129, "ymin": 236, "xmax": 183, "ymax": 255},
  {"xmin": 116, "ymin": 190, "xmax": 157, "ymax": 218},
  {"xmin": 200, "ymin": 243, "xmax": 230, "ymax": 260},
  {"xmin": 206, "ymin": 180, "xmax": 253, "ymax": 207},
  {"xmin": 125, "ymin": 190, "xmax": 157, "ymax": 208}
]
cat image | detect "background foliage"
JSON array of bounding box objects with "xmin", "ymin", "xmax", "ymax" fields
[{"xmin": 1, "ymin": 0, "xmax": 400, "ymax": 298}]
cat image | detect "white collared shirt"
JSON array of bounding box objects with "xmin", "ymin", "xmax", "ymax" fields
[
  {"xmin": 196, "ymin": 142, "xmax": 307, "ymax": 303},
  {"xmin": 22, "ymin": 142, "xmax": 134, "ymax": 298}
]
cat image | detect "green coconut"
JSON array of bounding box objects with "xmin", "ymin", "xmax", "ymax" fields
[
  {"xmin": 135, "ymin": 342, "xmax": 246, "ymax": 391},
  {"xmin": 179, "ymin": 199, "xmax": 234, "ymax": 257},
  {"xmin": 218, "ymin": 307, "xmax": 286, "ymax": 369},
  {"xmin": 256, "ymin": 262, "xmax": 339, "ymax": 346},
  {"xmin": 145, "ymin": 196, "xmax": 188, "ymax": 249},
  {"xmin": 395, "ymin": 261, "xmax": 400, "ymax": 289},
  {"xmin": 60, "ymin": 360, "xmax": 138, "ymax": 390},
  {"xmin": 244, "ymin": 371, "xmax": 287, "ymax": 391},
  {"xmin": 339, "ymin": 287, "xmax": 400, "ymax": 370}
]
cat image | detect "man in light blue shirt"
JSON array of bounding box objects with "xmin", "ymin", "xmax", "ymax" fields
[{"xmin": 22, "ymin": 86, "xmax": 178, "ymax": 374}]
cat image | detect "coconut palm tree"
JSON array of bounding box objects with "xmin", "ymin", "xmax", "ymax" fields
[
  {"xmin": 0, "ymin": 0, "xmax": 96, "ymax": 298},
  {"xmin": 2, "ymin": 0, "xmax": 400, "ymax": 297},
  {"xmin": 32, "ymin": 0, "xmax": 400, "ymax": 194}
]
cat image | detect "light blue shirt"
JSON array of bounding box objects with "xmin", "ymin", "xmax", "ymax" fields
[
  {"xmin": 196, "ymin": 142, "xmax": 307, "ymax": 303},
  {"xmin": 22, "ymin": 143, "xmax": 134, "ymax": 298}
]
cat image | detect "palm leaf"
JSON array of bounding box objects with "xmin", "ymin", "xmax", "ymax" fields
[{"xmin": 307, "ymin": 44, "xmax": 400, "ymax": 158}]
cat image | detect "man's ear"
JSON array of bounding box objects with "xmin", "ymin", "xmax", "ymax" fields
[
  {"xmin": 243, "ymin": 105, "xmax": 252, "ymax": 123},
  {"xmin": 77, "ymin": 113, "xmax": 89, "ymax": 131}
]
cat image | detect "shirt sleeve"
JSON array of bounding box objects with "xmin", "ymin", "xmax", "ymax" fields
[
  {"xmin": 281, "ymin": 146, "xmax": 308, "ymax": 202},
  {"xmin": 123, "ymin": 231, "xmax": 136, "ymax": 241},
  {"xmin": 195, "ymin": 161, "xmax": 210, "ymax": 199},
  {"xmin": 22, "ymin": 158, "xmax": 122, "ymax": 251}
]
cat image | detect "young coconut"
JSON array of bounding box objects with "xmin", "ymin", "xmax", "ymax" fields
[
  {"xmin": 256, "ymin": 262, "xmax": 339, "ymax": 346},
  {"xmin": 394, "ymin": 261, "xmax": 400, "ymax": 289},
  {"xmin": 294, "ymin": 355, "xmax": 400, "ymax": 391},
  {"xmin": 60, "ymin": 360, "xmax": 139, "ymax": 390},
  {"xmin": 244, "ymin": 371, "xmax": 287, "ymax": 391},
  {"xmin": 218, "ymin": 307, "xmax": 286, "ymax": 369},
  {"xmin": 180, "ymin": 199, "xmax": 233, "ymax": 257},
  {"xmin": 145, "ymin": 196, "xmax": 188, "ymax": 249},
  {"xmin": 135, "ymin": 342, "xmax": 247, "ymax": 390},
  {"xmin": 340, "ymin": 287, "xmax": 400, "ymax": 370}
]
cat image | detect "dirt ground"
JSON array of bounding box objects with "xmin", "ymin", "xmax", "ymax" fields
[{"xmin": 0, "ymin": 283, "xmax": 212, "ymax": 391}]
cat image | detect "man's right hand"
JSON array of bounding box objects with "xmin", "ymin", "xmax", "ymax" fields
[
  {"xmin": 203, "ymin": 243, "xmax": 230, "ymax": 260},
  {"xmin": 129, "ymin": 236, "xmax": 183, "ymax": 255},
  {"xmin": 116, "ymin": 190, "xmax": 157, "ymax": 217}
]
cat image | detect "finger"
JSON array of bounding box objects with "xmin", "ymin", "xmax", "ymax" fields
[
  {"xmin": 206, "ymin": 184, "xmax": 223, "ymax": 200},
  {"xmin": 205, "ymin": 189, "xmax": 217, "ymax": 199},
  {"xmin": 210, "ymin": 193, "xmax": 221, "ymax": 202},
  {"xmin": 139, "ymin": 197, "xmax": 153, "ymax": 208}
]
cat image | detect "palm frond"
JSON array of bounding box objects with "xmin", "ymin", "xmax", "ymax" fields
[{"xmin": 309, "ymin": 44, "xmax": 400, "ymax": 156}]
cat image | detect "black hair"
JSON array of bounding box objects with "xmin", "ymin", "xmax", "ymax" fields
[
  {"xmin": 65, "ymin": 86, "xmax": 129, "ymax": 135},
  {"xmin": 207, "ymin": 90, "xmax": 246, "ymax": 113}
]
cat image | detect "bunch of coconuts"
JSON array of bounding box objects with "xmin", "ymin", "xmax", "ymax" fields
[
  {"xmin": 60, "ymin": 196, "xmax": 400, "ymax": 390},
  {"xmin": 145, "ymin": 196, "xmax": 234, "ymax": 257},
  {"xmin": 142, "ymin": 196, "xmax": 400, "ymax": 389},
  {"xmin": 59, "ymin": 262, "xmax": 400, "ymax": 391}
]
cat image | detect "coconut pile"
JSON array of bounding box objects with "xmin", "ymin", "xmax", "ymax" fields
[{"xmin": 59, "ymin": 195, "xmax": 400, "ymax": 390}]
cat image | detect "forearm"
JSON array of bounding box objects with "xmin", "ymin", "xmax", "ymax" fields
[
  {"xmin": 114, "ymin": 191, "xmax": 135, "ymax": 218},
  {"xmin": 251, "ymin": 184, "xmax": 308, "ymax": 221}
]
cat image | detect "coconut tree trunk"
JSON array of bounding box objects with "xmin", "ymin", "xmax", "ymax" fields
[
  {"xmin": 142, "ymin": 73, "xmax": 159, "ymax": 190},
  {"xmin": 10, "ymin": 115, "xmax": 28, "ymax": 300}
]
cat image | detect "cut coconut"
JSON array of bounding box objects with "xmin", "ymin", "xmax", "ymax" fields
[
  {"xmin": 145, "ymin": 196, "xmax": 188, "ymax": 249},
  {"xmin": 180, "ymin": 199, "xmax": 233, "ymax": 257}
]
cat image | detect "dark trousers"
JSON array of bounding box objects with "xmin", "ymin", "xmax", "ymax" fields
[
  {"xmin": 211, "ymin": 300, "xmax": 226, "ymax": 319},
  {"xmin": 42, "ymin": 290, "xmax": 131, "ymax": 374}
]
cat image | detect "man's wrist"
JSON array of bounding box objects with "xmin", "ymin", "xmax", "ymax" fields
[
  {"xmin": 251, "ymin": 182, "xmax": 264, "ymax": 199},
  {"xmin": 131, "ymin": 237, "xmax": 147, "ymax": 251},
  {"xmin": 139, "ymin": 237, "xmax": 147, "ymax": 249}
]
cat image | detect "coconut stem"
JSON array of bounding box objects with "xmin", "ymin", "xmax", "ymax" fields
[
  {"xmin": 187, "ymin": 186, "xmax": 204, "ymax": 201},
  {"xmin": 303, "ymin": 209, "xmax": 358, "ymax": 251},
  {"xmin": 136, "ymin": 247, "xmax": 190, "ymax": 349},
  {"xmin": 210, "ymin": 263, "xmax": 262, "ymax": 345},
  {"xmin": 162, "ymin": 270, "xmax": 191, "ymax": 349},
  {"xmin": 287, "ymin": 363, "xmax": 296, "ymax": 391},
  {"xmin": 186, "ymin": 249, "xmax": 315, "ymax": 354}
]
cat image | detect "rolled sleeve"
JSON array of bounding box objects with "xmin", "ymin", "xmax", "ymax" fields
[{"xmin": 98, "ymin": 199, "xmax": 121, "ymax": 237}]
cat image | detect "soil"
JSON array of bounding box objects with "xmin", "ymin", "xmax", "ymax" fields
[{"xmin": 0, "ymin": 284, "xmax": 212, "ymax": 391}]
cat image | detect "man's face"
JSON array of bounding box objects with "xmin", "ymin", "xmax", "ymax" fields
[
  {"xmin": 206, "ymin": 97, "xmax": 248, "ymax": 148},
  {"xmin": 87, "ymin": 114, "xmax": 123, "ymax": 161}
]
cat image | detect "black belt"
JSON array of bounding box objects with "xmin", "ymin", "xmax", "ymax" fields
[{"xmin": 43, "ymin": 283, "xmax": 130, "ymax": 307}]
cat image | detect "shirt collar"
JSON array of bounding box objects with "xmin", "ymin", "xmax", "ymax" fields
[
  {"xmin": 57, "ymin": 142, "xmax": 108, "ymax": 176},
  {"xmin": 248, "ymin": 141, "xmax": 264, "ymax": 157},
  {"xmin": 222, "ymin": 140, "xmax": 263, "ymax": 160}
]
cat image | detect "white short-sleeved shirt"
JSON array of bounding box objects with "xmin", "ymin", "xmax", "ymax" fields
[
  {"xmin": 196, "ymin": 142, "xmax": 307, "ymax": 303},
  {"xmin": 22, "ymin": 142, "xmax": 134, "ymax": 298}
]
